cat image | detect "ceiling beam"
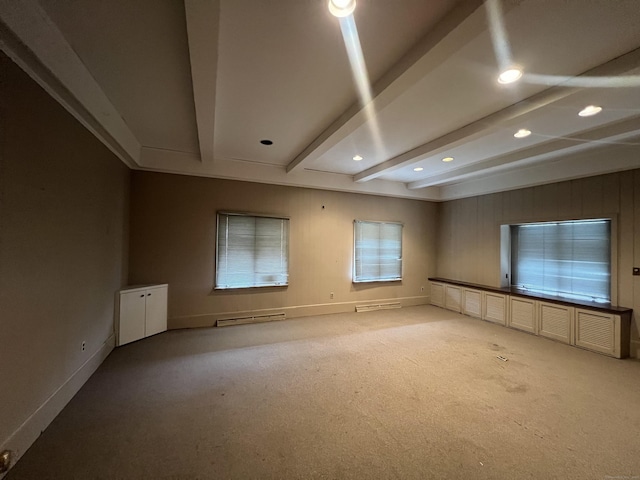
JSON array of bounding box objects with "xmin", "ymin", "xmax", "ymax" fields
[
  {"xmin": 0, "ymin": 0, "xmax": 141, "ymax": 167},
  {"xmin": 184, "ymin": 0, "xmax": 219, "ymax": 164},
  {"xmin": 438, "ymin": 139, "xmax": 640, "ymax": 201},
  {"xmin": 407, "ymin": 115, "xmax": 640, "ymax": 189},
  {"xmin": 140, "ymin": 146, "xmax": 441, "ymax": 201},
  {"xmin": 285, "ymin": 0, "xmax": 486, "ymax": 173},
  {"xmin": 354, "ymin": 47, "xmax": 640, "ymax": 183}
]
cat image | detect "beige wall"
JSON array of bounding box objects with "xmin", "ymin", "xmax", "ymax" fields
[
  {"xmin": 129, "ymin": 172, "xmax": 438, "ymax": 328},
  {"xmin": 0, "ymin": 53, "xmax": 130, "ymax": 462},
  {"xmin": 436, "ymin": 171, "xmax": 640, "ymax": 357}
]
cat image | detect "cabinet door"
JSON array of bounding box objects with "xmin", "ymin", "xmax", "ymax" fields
[
  {"xmin": 462, "ymin": 289, "xmax": 482, "ymax": 318},
  {"xmin": 145, "ymin": 286, "xmax": 167, "ymax": 337},
  {"xmin": 445, "ymin": 285, "xmax": 461, "ymax": 312},
  {"xmin": 539, "ymin": 302, "xmax": 573, "ymax": 344},
  {"xmin": 430, "ymin": 282, "xmax": 445, "ymax": 307},
  {"xmin": 509, "ymin": 297, "xmax": 537, "ymax": 334},
  {"xmin": 483, "ymin": 292, "xmax": 507, "ymax": 325},
  {"xmin": 119, "ymin": 291, "xmax": 146, "ymax": 345},
  {"xmin": 575, "ymin": 309, "xmax": 618, "ymax": 357}
]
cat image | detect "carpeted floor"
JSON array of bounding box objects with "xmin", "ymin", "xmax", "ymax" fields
[{"xmin": 6, "ymin": 305, "xmax": 640, "ymax": 479}]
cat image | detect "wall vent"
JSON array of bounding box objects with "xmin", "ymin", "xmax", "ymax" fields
[
  {"xmin": 217, "ymin": 312, "xmax": 286, "ymax": 327},
  {"xmin": 355, "ymin": 302, "xmax": 401, "ymax": 313}
]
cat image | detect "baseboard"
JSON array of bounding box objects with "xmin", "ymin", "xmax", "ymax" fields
[
  {"xmin": 169, "ymin": 295, "xmax": 431, "ymax": 329},
  {"xmin": 0, "ymin": 334, "xmax": 115, "ymax": 479}
]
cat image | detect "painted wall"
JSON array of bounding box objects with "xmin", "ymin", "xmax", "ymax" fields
[
  {"xmin": 436, "ymin": 170, "xmax": 640, "ymax": 357},
  {"xmin": 0, "ymin": 53, "xmax": 130, "ymax": 468},
  {"xmin": 129, "ymin": 172, "xmax": 438, "ymax": 328}
]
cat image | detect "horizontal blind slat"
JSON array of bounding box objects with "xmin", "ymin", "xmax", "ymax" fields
[{"xmin": 216, "ymin": 213, "xmax": 289, "ymax": 289}]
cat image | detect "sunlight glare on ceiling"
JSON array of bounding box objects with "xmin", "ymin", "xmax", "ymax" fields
[{"xmin": 334, "ymin": 6, "xmax": 386, "ymax": 159}]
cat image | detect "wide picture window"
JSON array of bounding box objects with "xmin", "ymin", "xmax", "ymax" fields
[
  {"xmin": 511, "ymin": 219, "xmax": 611, "ymax": 302},
  {"xmin": 216, "ymin": 213, "xmax": 289, "ymax": 289},
  {"xmin": 353, "ymin": 220, "xmax": 403, "ymax": 283}
]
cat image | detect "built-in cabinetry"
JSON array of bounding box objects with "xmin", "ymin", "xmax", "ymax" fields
[
  {"xmin": 575, "ymin": 308, "xmax": 627, "ymax": 358},
  {"xmin": 509, "ymin": 297, "xmax": 537, "ymax": 334},
  {"xmin": 462, "ymin": 288, "xmax": 482, "ymax": 318},
  {"xmin": 539, "ymin": 302, "xmax": 574, "ymax": 345},
  {"xmin": 445, "ymin": 284, "xmax": 462, "ymax": 312},
  {"xmin": 482, "ymin": 292, "xmax": 508, "ymax": 326},
  {"xmin": 429, "ymin": 278, "xmax": 631, "ymax": 358},
  {"xmin": 431, "ymin": 282, "xmax": 445, "ymax": 308},
  {"xmin": 116, "ymin": 284, "xmax": 168, "ymax": 346}
]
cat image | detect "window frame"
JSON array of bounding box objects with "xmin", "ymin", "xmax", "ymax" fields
[
  {"xmin": 352, "ymin": 219, "xmax": 403, "ymax": 284},
  {"xmin": 215, "ymin": 211, "xmax": 290, "ymax": 290},
  {"xmin": 504, "ymin": 217, "xmax": 615, "ymax": 303}
]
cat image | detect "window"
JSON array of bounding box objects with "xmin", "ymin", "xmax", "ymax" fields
[
  {"xmin": 353, "ymin": 220, "xmax": 402, "ymax": 283},
  {"xmin": 510, "ymin": 219, "xmax": 611, "ymax": 302},
  {"xmin": 215, "ymin": 213, "xmax": 289, "ymax": 289}
]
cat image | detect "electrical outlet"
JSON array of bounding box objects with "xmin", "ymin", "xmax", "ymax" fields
[
  {"xmin": 330, "ymin": 292, "xmax": 334, "ymax": 299},
  {"xmin": 82, "ymin": 341, "xmax": 86, "ymax": 351}
]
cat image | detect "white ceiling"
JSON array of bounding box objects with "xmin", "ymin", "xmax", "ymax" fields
[{"xmin": 1, "ymin": 0, "xmax": 639, "ymax": 201}]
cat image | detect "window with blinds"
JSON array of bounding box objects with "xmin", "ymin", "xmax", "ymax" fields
[
  {"xmin": 511, "ymin": 219, "xmax": 611, "ymax": 302},
  {"xmin": 215, "ymin": 213, "xmax": 289, "ymax": 289},
  {"xmin": 353, "ymin": 220, "xmax": 402, "ymax": 283}
]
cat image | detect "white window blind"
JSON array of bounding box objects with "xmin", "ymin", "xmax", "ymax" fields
[
  {"xmin": 353, "ymin": 220, "xmax": 402, "ymax": 283},
  {"xmin": 511, "ymin": 219, "xmax": 610, "ymax": 302},
  {"xmin": 216, "ymin": 213, "xmax": 289, "ymax": 289}
]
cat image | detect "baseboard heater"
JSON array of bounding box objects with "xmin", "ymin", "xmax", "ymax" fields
[
  {"xmin": 355, "ymin": 302, "xmax": 401, "ymax": 313},
  {"xmin": 216, "ymin": 312, "xmax": 286, "ymax": 327}
]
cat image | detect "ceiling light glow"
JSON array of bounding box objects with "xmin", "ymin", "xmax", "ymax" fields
[
  {"xmin": 498, "ymin": 68, "xmax": 523, "ymax": 84},
  {"xmin": 413, "ymin": 167, "xmax": 424, "ymax": 172},
  {"xmin": 352, "ymin": 154, "xmax": 363, "ymax": 161},
  {"xmin": 328, "ymin": 0, "xmax": 356, "ymax": 17},
  {"xmin": 514, "ymin": 128, "xmax": 531, "ymax": 138},
  {"xmin": 442, "ymin": 157, "xmax": 454, "ymax": 162},
  {"xmin": 578, "ymin": 105, "xmax": 602, "ymax": 117}
]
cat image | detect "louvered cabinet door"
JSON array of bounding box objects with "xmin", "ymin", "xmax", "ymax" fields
[
  {"xmin": 445, "ymin": 285, "xmax": 462, "ymax": 312},
  {"xmin": 462, "ymin": 288, "xmax": 482, "ymax": 318},
  {"xmin": 509, "ymin": 297, "xmax": 537, "ymax": 334},
  {"xmin": 538, "ymin": 302, "xmax": 574, "ymax": 344},
  {"xmin": 482, "ymin": 292, "xmax": 507, "ymax": 325},
  {"xmin": 430, "ymin": 282, "xmax": 445, "ymax": 307},
  {"xmin": 575, "ymin": 309, "xmax": 621, "ymax": 358}
]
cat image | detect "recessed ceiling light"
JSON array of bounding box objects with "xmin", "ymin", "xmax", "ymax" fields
[
  {"xmin": 578, "ymin": 105, "xmax": 602, "ymax": 117},
  {"xmin": 260, "ymin": 139, "xmax": 273, "ymax": 145},
  {"xmin": 514, "ymin": 128, "xmax": 532, "ymax": 138},
  {"xmin": 352, "ymin": 154, "xmax": 363, "ymax": 161},
  {"xmin": 413, "ymin": 167, "xmax": 424, "ymax": 172},
  {"xmin": 498, "ymin": 68, "xmax": 523, "ymax": 84},
  {"xmin": 442, "ymin": 157, "xmax": 454, "ymax": 162},
  {"xmin": 328, "ymin": 0, "xmax": 356, "ymax": 17}
]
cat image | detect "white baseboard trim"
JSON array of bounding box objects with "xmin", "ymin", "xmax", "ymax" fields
[
  {"xmin": 0, "ymin": 334, "xmax": 115, "ymax": 479},
  {"xmin": 169, "ymin": 295, "xmax": 431, "ymax": 329}
]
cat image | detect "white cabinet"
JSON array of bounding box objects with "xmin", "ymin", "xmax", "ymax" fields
[
  {"xmin": 509, "ymin": 297, "xmax": 537, "ymax": 334},
  {"xmin": 445, "ymin": 285, "xmax": 462, "ymax": 312},
  {"xmin": 574, "ymin": 308, "xmax": 629, "ymax": 358},
  {"xmin": 462, "ymin": 288, "xmax": 482, "ymax": 319},
  {"xmin": 482, "ymin": 292, "xmax": 508, "ymax": 326},
  {"xmin": 538, "ymin": 302, "xmax": 574, "ymax": 345},
  {"xmin": 430, "ymin": 282, "xmax": 445, "ymax": 308},
  {"xmin": 428, "ymin": 278, "xmax": 632, "ymax": 358},
  {"xmin": 116, "ymin": 284, "xmax": 168, "ymax": 346}
]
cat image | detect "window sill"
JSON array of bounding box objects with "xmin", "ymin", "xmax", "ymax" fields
[{"xmin": 352, "ymin": 278, "xmax": 402, "ymax": 284}]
